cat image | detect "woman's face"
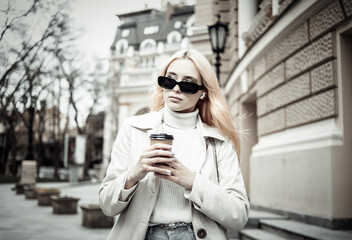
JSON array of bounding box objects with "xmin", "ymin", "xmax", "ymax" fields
[{"xmin": 163, "ymin": 58, "xmax": 204, "ymax": 113}]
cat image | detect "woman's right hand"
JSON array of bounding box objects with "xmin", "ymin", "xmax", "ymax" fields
[{"xmin": 124, "ymin": 143, "xmax": 174, "ymax": 189}]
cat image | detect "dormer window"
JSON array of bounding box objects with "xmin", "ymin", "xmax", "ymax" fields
[
  {"xmin": 144, "ymin": 42, "xmax": 153, "ymax": 49},
  {"xmin": 140, "ymin": 39, "xmax": 157, "ymax": 52},
  {"xmin": 174, "ymin": 21, "xmax": 182, "ymax": 29},
  {"xmin": 144, "ymin": 25, "xmax": 159, "ymax": 35},
  {"xmin": 116, "ymin": 39, "xmax": 128, "ymax": 54},
  {"xmin": 121, "ymin": 29, "xmax": 130, "ymax": 37},
  {"xmin": 167, "ymin": 31, "xmax": 182, "ymax": 44}
]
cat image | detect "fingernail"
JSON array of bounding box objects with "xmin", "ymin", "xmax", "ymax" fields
[
  {"xmin": 165, "ymin": 170, "xmax": 171, "ymax": 175},
  {"xmin": 170, "ymin": 152, "xmax": 175, "ymax": 156},
  {"xmin": 170, "ymin": 158, "xmax": 176, "ymax": 162}
]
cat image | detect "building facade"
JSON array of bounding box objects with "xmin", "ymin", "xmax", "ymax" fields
[
  {"xmin": 103, "ymin": 3, "xmax": 195, "ymax": 170},
  {"xmin": 191, "ymin": 0, "xmax": 351, "ymax": 229}
]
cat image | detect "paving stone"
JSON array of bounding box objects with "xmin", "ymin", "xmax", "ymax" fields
[
  {"xmin": 247, "ymin": 209, "xmax": 288, "ymax": 228},
  {"xmin": 260, "ymin": 219, "xmax": 352, "ymax": 240},
  {"xmin": 0, "ymin": 182, "xmax": 110, "ymax": 240},
  {"xmin": 241, "ymin": 229, "xmax": 288, "ymax": 240}
]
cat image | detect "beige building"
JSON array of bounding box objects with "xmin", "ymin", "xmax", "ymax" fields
[
  {"xmin": 103, "ymin": 2, "xmax": 195, "ymax": 170},
  {"xmin": 191, "ymin": 0, "xmax": 352, "ymax": 230}
]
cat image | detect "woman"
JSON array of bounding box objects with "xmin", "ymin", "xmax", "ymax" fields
[{"xmin": 99, "ymin": 49, "xmax": 249, "ymax": 240}]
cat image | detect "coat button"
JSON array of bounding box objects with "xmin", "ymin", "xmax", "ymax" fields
[{"xmin": 197, "ymin": 229, "xmax": 207, "ymax": 238}]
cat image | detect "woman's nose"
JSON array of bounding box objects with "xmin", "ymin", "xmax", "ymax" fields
[{"xmin": 172, "ymin": 83, "xmax": 181, "ymax": 93}]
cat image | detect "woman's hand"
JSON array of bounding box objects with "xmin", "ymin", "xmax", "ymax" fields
[
  {"xmin": 125, "ymin": 143, "xmax": 174, "ymax": 189},
  {"xmin": 154, "ymin": 156, "xmax": 196, "ymax": 190}
]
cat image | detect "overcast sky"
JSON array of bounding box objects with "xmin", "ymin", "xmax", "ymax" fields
[{"xmin": 70, "ymin": 0, "xmax": 162, "ymax": 61}]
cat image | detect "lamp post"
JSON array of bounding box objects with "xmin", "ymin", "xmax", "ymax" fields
[
  {"xmin": 208, "ymin": 14, "xmax": 228, "ymax": 86},
  {"xmin": 22, "ymin": 94, "xmax": 36, "ymax": 160}
]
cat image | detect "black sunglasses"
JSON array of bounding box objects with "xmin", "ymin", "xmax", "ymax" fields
[{"xmin": 158, "ymin": 76, "xmax": 205, "ymax": 94}]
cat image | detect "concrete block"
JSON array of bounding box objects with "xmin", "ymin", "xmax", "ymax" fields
[
  {"xmin": 80, "ymin": 204, "xmax": 114, "ymax": 228},
  {"xmin": 51, "ymin": 196, "xmax": 80, "ymax": 214}
]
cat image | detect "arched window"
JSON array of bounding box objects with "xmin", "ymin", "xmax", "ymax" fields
[
  {"xmin": 140, "ymin": 39, "xmax": 157, "ymax": 52},
  {"xmin": 116, "ymin": 39, "xmax": 128, "ymax": 54},
  {"xmin": 167, "ymin": 31, "xmax": 182, "ymax": 44},
  {"xmin": 185, "ymin": 14, "xmax": 195, "ymax": 36}
]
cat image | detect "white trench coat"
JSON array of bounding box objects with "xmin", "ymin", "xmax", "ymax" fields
[{"xmin": 99, "ymin": 109, "xmax": 249, "ymax": 240}]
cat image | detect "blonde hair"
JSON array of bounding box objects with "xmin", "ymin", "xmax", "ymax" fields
[{"xmin": 150, "ymin": 49, "xmax": 240, "ymax": 156}]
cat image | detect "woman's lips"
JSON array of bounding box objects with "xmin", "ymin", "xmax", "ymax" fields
[{"xmin": 169, "ymin": 96, "xmax": 182, "ymax": 102}]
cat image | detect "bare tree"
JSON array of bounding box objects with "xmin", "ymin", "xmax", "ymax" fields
[
  {"xmin": 54, "ymin": 53, "xmax": 106, "ymax": 179},
  {"xmin": 0, "ymin": 0, "xmax": 73, "ymax": 176}
]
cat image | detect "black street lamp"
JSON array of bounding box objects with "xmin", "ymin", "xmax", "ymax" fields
[
  {"xmin": 208, "ymin": 14, "xmax": 228, "ymax": 86},
  {"xmin": 22, "ymin": 94, "xmax": 36, "ymax": 161}
]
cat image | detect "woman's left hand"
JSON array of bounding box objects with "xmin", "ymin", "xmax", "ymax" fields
[{"xmin": 154, "ymin": 157, "xmax": 195, "ymax": 190}]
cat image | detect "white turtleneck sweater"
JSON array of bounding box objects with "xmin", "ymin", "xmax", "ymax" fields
[{"xmin": 149, "ymin": 105, "xmax": 199, "ymax": 225}]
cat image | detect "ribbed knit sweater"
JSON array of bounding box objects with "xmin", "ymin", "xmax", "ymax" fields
[{"xmin": 149, "ymin": 105, "xmax": 199, "ymax": 225}]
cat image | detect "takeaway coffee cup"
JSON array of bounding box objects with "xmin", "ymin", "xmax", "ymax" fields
[
  {"xmin": 150, "ymin": 133, "xmax": 174, "ymax": 171},
  {"xmin": 149, "ymin": 133, "xmax": 174, "ymax": 146}
]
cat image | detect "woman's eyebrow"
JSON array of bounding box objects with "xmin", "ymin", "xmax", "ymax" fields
[
  {"xmin": 166, "ymin": 71, "xmax": 177, "ymax": 76},
  {"xmin": 167, "ymin": 71, "xmax": 198, "ymax": 83}
]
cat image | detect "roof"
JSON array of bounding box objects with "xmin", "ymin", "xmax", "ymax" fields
[{"xmin": 111, "ymin": 5, "xmax": 194, "ymax": 50}]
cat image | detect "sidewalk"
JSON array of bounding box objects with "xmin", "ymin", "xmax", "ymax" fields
[{"xmin": 0, "ymin": 182, "xmax": 111, "ymax": 240}]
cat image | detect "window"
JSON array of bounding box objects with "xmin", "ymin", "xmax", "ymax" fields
[
  {"xmin": 144, "ymin": 25, "xmax": 159, "ymax": 35},
  {"xmin": 144, "ymin": 42, "xmax": 154, "ymax": 49},
  {"xmin": 116, "ymin": 39, "xmax": 128, "ymax": 54},
  {"xmin": 119, "ymin": 62, "xmax": 124, "ymax": 70},
  {"xmin": 121, "ymin": 29, "xmax": 130, "ymax": 37},
  {"xmin": 174, "ymin": 21, "xmax": 182, "ymax": 29},
  {"xmin": 167, "ymin": 31, "xmax": 182, "ymax": 44},
  {"xmin": 139, "ymin": 57, "xmax": 155, "ymax": 68},
  {"xmin": 140, "ymin": 39, "xmax": 157, "ymax": 52}
]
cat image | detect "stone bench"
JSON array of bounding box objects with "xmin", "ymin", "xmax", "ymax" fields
[
  {"xmin": 51, "ymin": 196, "xmax": 80, "ymax": 214},
  {"xmin": 15, "ymin": 183, "xmax": 34, "ymax": 195},
  {"xmin": 80, "ymin": 204, "xmax": 114, "ymax": 228},
  {"xmin": 35, "ymin": 188, "xmax": 60, "ymax": 206},
  {"xmin": 24, "ymin": 185, "xmax": 37, "ymax": 199}
]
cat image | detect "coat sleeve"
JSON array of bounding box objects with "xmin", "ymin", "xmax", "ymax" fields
[
  {"xmin": 184, "ymin": 139, "xmax": 249, "ymax": 231},
  {"xmin": 99, "ymin": 119, "xmax": 138, "ymax": 217}
]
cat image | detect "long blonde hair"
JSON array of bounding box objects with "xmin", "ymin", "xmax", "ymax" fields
[{"xmin": 150, "ymin": 49, "xmax": 240, "ymax": 156}]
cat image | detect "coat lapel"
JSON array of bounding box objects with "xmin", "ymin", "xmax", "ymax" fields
[{"xmin": 192, "ymin": 116, "xmax": 225, "ymax": 174}]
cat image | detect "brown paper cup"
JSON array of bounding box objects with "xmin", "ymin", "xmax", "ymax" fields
[{"xmin": 149, "ymin": 133, "xmax": 174, "ymax": 146}]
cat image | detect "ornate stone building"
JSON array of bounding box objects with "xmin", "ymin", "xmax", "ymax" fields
[
  {"xmin": 191, "ymin": 0, "xmax": 352, "ymax": 232},
  {"xmin": 103, "ymin": 3, "xmax": 195, "ymax": 171}
]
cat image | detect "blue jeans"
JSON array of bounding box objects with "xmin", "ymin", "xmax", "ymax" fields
[{"xmin": 144, "ymin": 224, "xmax": 196, "ymax": 240}]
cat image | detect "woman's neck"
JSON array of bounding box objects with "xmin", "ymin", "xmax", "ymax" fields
[{"xmin": 163, "ymin": 104, "xmax": 198, "ymax": 129}]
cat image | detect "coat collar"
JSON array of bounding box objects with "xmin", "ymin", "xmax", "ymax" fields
[{"xmin": 129, "ymin": 108, "xmax": 225, "ymax": 142}]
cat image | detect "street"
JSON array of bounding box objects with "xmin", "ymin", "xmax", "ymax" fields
[{"xmin": 0, "ymin": 182, "xmax": 111, "ymax": 240}]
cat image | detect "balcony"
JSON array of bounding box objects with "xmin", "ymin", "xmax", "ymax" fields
[
  {"xmin": 242, "ymin": 0, "xmax": 274, "ymax": 47},
  {"xmin": 119, "ymin": 68, "xmax": 156, "ymax": 88}
]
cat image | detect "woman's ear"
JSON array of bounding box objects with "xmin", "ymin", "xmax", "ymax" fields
[{"xmin": 200, "ymin": 92, "xmax": 207, "ymax": 100}]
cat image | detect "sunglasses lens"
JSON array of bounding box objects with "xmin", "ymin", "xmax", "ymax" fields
[
  {"xmin": 178, "ymin": 82, "xmax": 198, "ymax": 94},
  {"xmin": 158, "ymin": 77, "xmax": 175, "ymax": 89},
  {"xmin": 158, "ymin": 76, "xmax": 203, "ymax": 94}
]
